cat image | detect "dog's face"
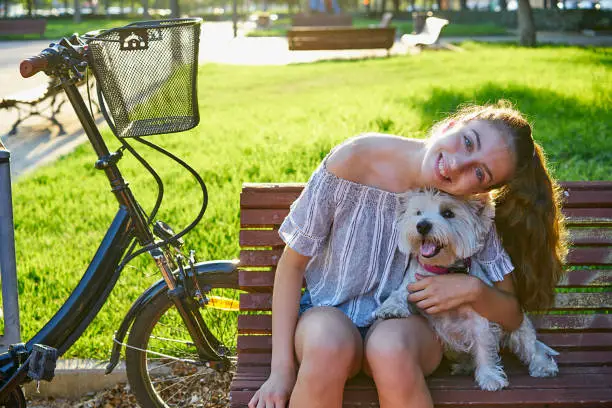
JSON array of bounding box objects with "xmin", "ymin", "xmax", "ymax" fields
[{"xmin": 396, "ymin": 189, "xmax": 495, "ymax": 266}]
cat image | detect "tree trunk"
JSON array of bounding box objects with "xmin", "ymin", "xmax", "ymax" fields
[
  {"xmin": 392, "ymin": 0, "xmax": 399, "ymax": 12},
  {"xmin": 459, "ymin": 0, "xmax": 467, "ymax": 10},
  {"xmin": 73, "ymin": 0, "xmax": 81, "ymax": 23},
  {"xmin": 4, "ymin": 0, "xmax": 9, "ymax": 17},
  {"xmin": 170, "ymin": 0, "xmax": 179, "ymax": 17},
  {"xmin": 142, "ymin": 0, "xmax": 149, "ymax": 16},
  {"xmin": 27, "ymin": 0, "xmax": 33, "ymax": 16},
  {"xmin": 518, "ymin": 0, "xmax": 536, "ymax": 46},
  {"xmin": 499, "ymin": 0, "xmax": 507, "ymax": 10}
]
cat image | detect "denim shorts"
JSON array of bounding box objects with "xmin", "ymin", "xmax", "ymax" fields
[{"xmin": 299, "ymin": 290, "xmax": 371, "ymax": 341}]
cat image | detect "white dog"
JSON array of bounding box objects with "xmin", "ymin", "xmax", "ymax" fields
[{"xmin": 375, "ymin": 189, "xmax": 559, "ymax": 391}]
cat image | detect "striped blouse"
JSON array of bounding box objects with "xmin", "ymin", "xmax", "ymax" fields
[{"xmin": 278, "ymin": 153, "xmax": 514, "ymax": 327}]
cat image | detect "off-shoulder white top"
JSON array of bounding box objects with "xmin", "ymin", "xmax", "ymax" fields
[{"xmin": 279, "ymin": 152, "xmax": 514, "ymax": 327}]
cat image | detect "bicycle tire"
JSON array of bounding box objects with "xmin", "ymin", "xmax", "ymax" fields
[
  {"xmin": 125, "ymin": 275, "xmax": 240, "ymax": 408},
  {"xmin": 0, "ymin": 386, "xmax": 26, "ymax": 408}
]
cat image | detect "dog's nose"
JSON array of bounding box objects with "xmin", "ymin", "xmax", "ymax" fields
[{"xmin": 416, "ymin": 220, "xmax": 432, "ymax": 235}]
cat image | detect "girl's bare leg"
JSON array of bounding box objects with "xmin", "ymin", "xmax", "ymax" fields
[
  {"xmin": 364, "ymin": 316, "xmax": 443, "ymax": 408},
  {"xmin": 290, "ymin": 307, "xmax": 363, "ymax": 408}
]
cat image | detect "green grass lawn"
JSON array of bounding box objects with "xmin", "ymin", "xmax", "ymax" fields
[
  {"xmin": 8, "ymin": 43, "xmax": 611, "ymax": 359},
  {"xmin": 246, "ymin": 17, "xmax": 509, "ymax": 37}
]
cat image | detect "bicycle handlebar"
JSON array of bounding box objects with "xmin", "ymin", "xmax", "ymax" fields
[{"xmin": 20, "ymin": 54, "xmax": 49, "ymax": 78}]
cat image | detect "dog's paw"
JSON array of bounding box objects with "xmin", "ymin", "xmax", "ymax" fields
[
  {"xmin": 475, "ymin": 366, "xmax": 509, "ymax": 391},
  {"xmin": 529, "ymin": 355, "xmax": 559, "ymax": 378},
  {"xmin": 374, "ymin": 304, "xmax": 412, "ymax": 320}
]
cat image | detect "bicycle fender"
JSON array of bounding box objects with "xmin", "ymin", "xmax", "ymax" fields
[{"xmin": 105, "ymin": 259, "xmax": 239, "ymax": 374}]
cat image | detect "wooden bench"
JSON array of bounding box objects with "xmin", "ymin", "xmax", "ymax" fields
[
  {"xmin": 230, "ymin": 181, "xmax": 612, "ymax": 407},
  {"xmin": 291, "ymin": 13, "xmax": 353, "ymax": 27},
  {"xmin": 287, "ymin": 27, "xmax": 396, "ymax": 51},
  {"xmin": 0, "ymin": 19, "xmax": 47, "ymax": 37}
]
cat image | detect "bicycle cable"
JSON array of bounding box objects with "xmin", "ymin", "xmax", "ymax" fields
[
  {"xmin": 112, "ymin": 136, "xmax": 209, "ymax": 272},
  {"xmin": 94, "ymin": 84, "xmax": 209, "ymax": 274}
]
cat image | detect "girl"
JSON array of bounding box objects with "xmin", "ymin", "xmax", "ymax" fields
[{"xmin": 248, "ymin": 101, "xmax": 567, "ymax": 408}]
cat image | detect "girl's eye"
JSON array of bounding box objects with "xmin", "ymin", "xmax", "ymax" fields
[
  {"xmin": 441, "ymin": 209, "xmax": 455, "ymax": 218},
  {"xmin": 475, "ymin": 167, "xmax": 485, "ymax": 182},
  {"xmin": 463, "ymin": 135, "xmax": 473, "ymax": 151}
]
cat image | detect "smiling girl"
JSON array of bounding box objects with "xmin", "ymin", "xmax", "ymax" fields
[{"xmin": 248, "ymin": 101, "xmax": 567, "ymax": 408}]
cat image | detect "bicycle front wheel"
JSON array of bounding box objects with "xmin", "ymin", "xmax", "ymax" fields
[{"xmin": 125, "ymin": 274, "xmax": 241, "ymax": 408}]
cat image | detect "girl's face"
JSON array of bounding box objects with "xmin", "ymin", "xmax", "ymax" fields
[{"xmin": 422, "ymin": 120, "xmax": 516, "ymax": 195}]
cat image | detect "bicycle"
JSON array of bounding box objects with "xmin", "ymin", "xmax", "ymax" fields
[{"xmin": 0, "ymin": 18, "xmax": 243, "ymax": 407}]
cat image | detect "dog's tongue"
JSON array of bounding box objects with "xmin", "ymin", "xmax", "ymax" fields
[{"xmin": 420, "ymin": 241, "xmax": 437, "ymax": 257}]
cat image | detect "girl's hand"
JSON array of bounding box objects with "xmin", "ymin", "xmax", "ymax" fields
[
  {"xmin": 248, "ymin": 367, "xmax": 296, "ymax": 408},
  {"xmin": 407, "ymin": 274, "xmax": 483, "ymax": 314}
]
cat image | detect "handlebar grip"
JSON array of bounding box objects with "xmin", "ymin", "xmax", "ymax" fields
[{"xmin": 20, "ymin": 55, "xmax": 49, "ymax": 78}]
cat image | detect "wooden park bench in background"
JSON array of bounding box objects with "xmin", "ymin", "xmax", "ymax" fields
[
  {"xmin": 0, "ymin": 19, "xmax": 47, "ymax": 37},
  {"xmin": 0, "ymin": 78, "xmax": 96, "ymax": 136},
  {"xmin": 230, "ymin": 181, "xmax": 612, "ymax": 407},
  {"xmin": 288, "ymin": 12, "xmax": 395, "ymax": 52}
]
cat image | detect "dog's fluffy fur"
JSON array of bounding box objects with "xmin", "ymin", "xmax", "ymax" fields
[{"xmin": 374, "ymin": 189, "xmax": 559, "ymax": 391}]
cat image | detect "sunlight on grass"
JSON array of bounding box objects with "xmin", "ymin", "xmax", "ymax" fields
[{"xmin": 9, "ymin": 44, "xmax": 611, "ymax": 359}]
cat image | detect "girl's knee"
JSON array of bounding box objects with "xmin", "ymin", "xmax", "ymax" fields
[
  {"xmin": 364, "ymin": 318, "xmax": 443, "ymax": 378},
  {"xmin": 296, "ymin": 307, "xmax": 363, "ymax": 377}
]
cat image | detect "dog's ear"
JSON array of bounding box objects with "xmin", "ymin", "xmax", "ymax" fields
[
  {"xmin": 396, "ymin": 191, "xmax": 413, "ymax": 217},
  {"xmin": 468, "ymin": 192, "xmax": 495, "ymax": 220}
]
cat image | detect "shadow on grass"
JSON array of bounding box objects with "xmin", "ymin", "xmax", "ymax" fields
[{"xmin": 406, "ymin": 83, "xmax": 612, "ymax": 180}]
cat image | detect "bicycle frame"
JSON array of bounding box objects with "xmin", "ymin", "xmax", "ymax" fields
[{"xmin": 0, "ymin": 53, "xmax": 219, "ymax": 400}]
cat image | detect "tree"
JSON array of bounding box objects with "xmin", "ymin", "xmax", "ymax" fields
[
  {"xmin": 73, "ymin": 0, "xmax": 81, "ymax": 23},
  {"xmin": 170, "ymin": 0, "xmax": 179, "ymax": 17},
  {"xmin": 518, "ymin": 0, "xmax": 536, "ymax": 46}
]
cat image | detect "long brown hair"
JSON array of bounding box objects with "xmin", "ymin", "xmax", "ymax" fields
[{"xmin": 435, "ymin": 101, "xmax": 568, "ymax": 311}]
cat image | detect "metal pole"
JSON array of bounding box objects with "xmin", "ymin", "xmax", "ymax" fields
[
  {"xmin": 232, "ymin": 0, "xmax": 238, "ymax": 38},
  {"xmin": 0, "ymin": 140, "xmax": 21, "ymax": 350}
]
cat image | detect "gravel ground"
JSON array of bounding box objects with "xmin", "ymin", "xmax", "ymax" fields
[{"xmin": 27, "ymin": 368, "xmax": 233, "ymax": 408}]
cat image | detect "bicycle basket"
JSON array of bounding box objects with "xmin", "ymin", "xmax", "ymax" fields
[{"xmin": 88, "ymin": 18, "xmax": 201, "ymax": 138}]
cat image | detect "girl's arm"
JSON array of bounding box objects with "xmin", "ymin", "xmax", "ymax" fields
[
  {"xmin": 271, "ymin": 246, "xmax": 310, "ymax": 373},
  {"xmin": 407, "ymin": 273, "xmax": 523, "ymax": 331},
  {"xmin": 249, "ymin": 246, "xmax": 310, "ymax": 408},
  {"xmin": 469, "ymin": 274, "xmax": 523, "ymax": 330}
]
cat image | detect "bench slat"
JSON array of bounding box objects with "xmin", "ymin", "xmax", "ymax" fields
[
  {"xmin": 238, "ymin": 314, "xmax": 612, "ymax": 334},
  {"xmin": 231, "ymin": 387, "xmax": 612, "ymax": 408},
  {"xmin": 235, "ymin": 350, "xmax": 612, "ymax": 368},
  {"xmin": 239, "ymin": 182, "xmax": 612, "ymax": 209},
  {"xmin": 239, "ymin": 269, "xmax": 612, "ymax": 291},
  {"xmin": 237, "ymin": 332, "xmax": 612, "ymax": 353},
  {"xmin": 240, "ymin": 247, "xmax": 612, "ymax": 267},
  {"xmin": 232, "ymin": 365, "xmax": 612, "ymax": 380},
  {"xmin": 239, "ymin": 228, "xmax": 612, "ymax": 248},
  {"xmin": 241, "ymin": 208, "xmax": 612, "ymax": 227},
  {"xmin": 239, "ymin": 292, "xmax": 611, "ymax": 312},
  {"xmin": 232, "ymin": 368, "xmax": 612, "ymax": 390}
]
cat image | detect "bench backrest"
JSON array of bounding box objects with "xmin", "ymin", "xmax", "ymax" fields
[
  {"xmin": 287, "ymin": 27, "xmax": 396, "ymax": 51},
  {"xmin": 237, "ymin": 182, "xmax": 612, "ymax": 370}
]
